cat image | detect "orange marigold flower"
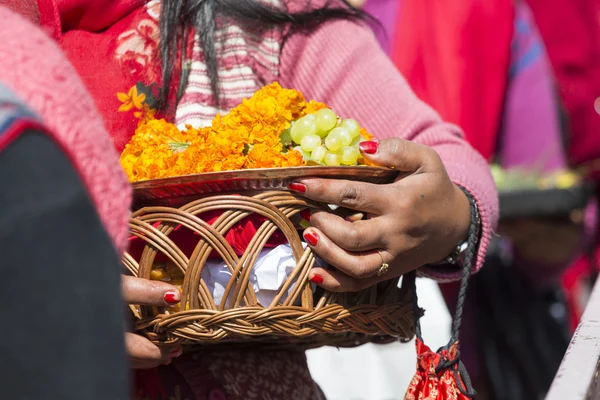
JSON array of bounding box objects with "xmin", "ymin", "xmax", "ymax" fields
[
  {"xmin": 117, "ymin": 85, "xmax": 146, "ymax": 112},
  {"xmin": 119, "ymin": 81, "xmax": 375, "ymax": 182},
  {"xmin": 246, "ymin": 143, "xmax": 304, "ymax": 169},
  {"xmin": 134, "ymin": 103, "xmax": 157, "ymax": 125},
  {"xmin": 302, "ymin": 100, "xmax": 328, "ymax": 116}
]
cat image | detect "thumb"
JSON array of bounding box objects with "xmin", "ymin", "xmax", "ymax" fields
[
  {"xmin": 122, "ymin": 275, "xmax": 181, "ymax": 306},
  {"xmin": 358, "ymin": 138, "xmax": 432, "ymax": 172}
]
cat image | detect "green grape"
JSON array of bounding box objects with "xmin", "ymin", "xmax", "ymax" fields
[
  {"xmin": 340, "ymin": 146, "xmax": 360, "ymax": 165},
  {"xmin": 291, "ymin": 116, "xmax": 317, "ymax": 144},
  {"xmin": 329, "ymin": 127, "xmax": 352, "ymax": 146},
  {"xmin": 293, "ymin": 146, "xmax": 311, "ymax": 161},
  {"xmin": 324, "ymin": 152, "xmax": 341, "ymax": 166},
  {"xmin": 301, "ymin": 134, "xmax": 321, "ymax": 152},
  {"xmin": 311, "ymin": 145, "xmax": 327, "ymax": 163},
  {"xmin": 341, "ymin": 119, "xmax": 361, "ymax": 138},
  {"xmin": 280, "ymin": 127, "xmax": 292, "ymax": 145},
  {"xmin": 325, "ymin": 134, "xmax": 342, "ymax": 152},
  {"xmin": 315, "ymin": 126, "xmax": 330, "ymax": 139},
  {"xmin": 315, "ymin": 108, "xmax": 337, "ymax": 132}
]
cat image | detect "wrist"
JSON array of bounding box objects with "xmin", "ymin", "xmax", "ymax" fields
[
  {"xmin": 431, "ymin": 185, "xmax": 480, "ymax": 267},
  {"xmin": 451, "ymin": 183, "xmax": 471, "ymax": 247}
]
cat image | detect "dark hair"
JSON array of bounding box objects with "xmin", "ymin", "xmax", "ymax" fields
[{"xmin": 158, "ymin": 0, "xmax": 370, "ymax": 110}]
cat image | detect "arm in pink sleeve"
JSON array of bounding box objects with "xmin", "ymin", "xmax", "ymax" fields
[{"xmin": 279, "ymin": 19, "xmax": 499, "ymax": 281}]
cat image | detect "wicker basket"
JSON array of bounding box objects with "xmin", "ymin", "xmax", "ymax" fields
[{"xmin": 124, "ymin": 166, "xmax": 416, "ymax": 349}]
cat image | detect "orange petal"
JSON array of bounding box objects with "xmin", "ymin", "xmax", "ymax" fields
[
  {"xmin": 117, "ymin": 92, "xmax": 130, "ymax": 102},
  {"xmin": 132, "ymin": 93, "xmax": 146, "ymax": 109},
  {"xmin": 118, "ymin": 102, "xmax": 133, "ymax": 112},
  {"xmin": 128, "ymin": 86, "xmax": 138, "ymax": 97}
]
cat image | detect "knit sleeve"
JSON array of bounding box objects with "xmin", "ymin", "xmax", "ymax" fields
[{"xmin": 278, "ymin": 18, "xmax": 499, "ymax": 281}]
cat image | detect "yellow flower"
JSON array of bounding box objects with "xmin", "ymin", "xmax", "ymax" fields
[{"xmin": 117, "ymin": 85, "xmax": 146, "ymax": 112}]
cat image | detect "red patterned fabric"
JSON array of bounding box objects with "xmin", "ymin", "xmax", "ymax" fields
[
  {"xmin": 128, "ymin": 212, "xmax": 289, "ymax": 261},
  {"xmin": 134, "ymin": 350, "xmax": 325, "ymax": 400},
  {"xmin": 405, "ymin": 339, "xmax": 472, "ymax": 400}
]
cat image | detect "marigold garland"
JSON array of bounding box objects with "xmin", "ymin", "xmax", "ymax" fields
[{"xmin": 119, "ymin": 82, "xmax": 374, "ymax": 182}]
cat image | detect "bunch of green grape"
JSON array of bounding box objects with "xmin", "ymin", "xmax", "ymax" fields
[{"xmin": 281, "ymin": 108, "xmax": 367, "ymax": 166}]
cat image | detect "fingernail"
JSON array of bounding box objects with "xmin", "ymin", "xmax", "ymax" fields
[
  {"xmin": 169, "ymin": 348, "xmax": 183, "ymax": 358},
  {"xmin": 304, "ymin": 231, "xmax": 319, "ymax": 246},
  {"xmin": 310, "ymin": 274, "xmax": 324, "ymax": 284},
  {"xmin": 288, "ymin": 182, "xmax": 307, "ymax": 193},
  {"xmin": 359, "ymin": 140, "xmax": 378, "ymax": 154},
  {"xmin": 345, "ymin": 212, "xmax": 364, "ymax": 222},
  {"xmin": 164, "ymin": 291, "xmax": 180, "ymax": 305}
]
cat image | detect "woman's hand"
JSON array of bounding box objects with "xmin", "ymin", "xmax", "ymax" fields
[
  {"xmin": 288, "ymin": 138, "xmax": 471, "ymax": 292},
  {"xmin": 122, "ymin": 275, "xmax": 183, "ymax": 369}
]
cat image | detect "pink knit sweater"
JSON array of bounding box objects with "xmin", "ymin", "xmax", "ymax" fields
[{"xmin": 0, "ymin": 7, "xmax": 132, "ymax": 255}]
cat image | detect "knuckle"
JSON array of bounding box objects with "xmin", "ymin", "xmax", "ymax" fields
[
  {"xmin": 388, "ymin": 138, "xmax": 406, "ymax": 157},
  {"xmin": 396, "ymin": 195, "xmax": 415, "ymax": 214},
  {"xmin": 423, "ymin": 147, "xmax": 443, "ymax": 168},
  {"xmin": 337, "ymin": 185, "xmax": 361, "ymax": 208},
  {"xmin": 308, "ymin": 179, "xmax": 326, "ymax": 195},
  {"xmin": 348, "ymin": 259, "xmax": 371, "ymax": 279},
  {"xmin": 346, "ymin": 226, "xmax": 363, "ymax": 249}
]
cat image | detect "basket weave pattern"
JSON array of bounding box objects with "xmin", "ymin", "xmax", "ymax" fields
[{"xmin": 124, "ymin": 190, "xmax": 415, "ymax": 348}]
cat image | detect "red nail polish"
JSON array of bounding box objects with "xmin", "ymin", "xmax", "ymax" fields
[
  {"xmin": 164, "ymin": 291, "xmax": 180, "ymax": 305},
  {"xmin": 288, "ymin": 182, "xmax": 307, "ymax": 193},
  {"xmin": 359, "ymin": 140, "xmax": 378, "ymax": 154},
  {"xmin": 310, "ymin": 274, "xmax": 324, "ymax": 284},
  {"xmin": 304, "ymin": 231, "xmax": 319, "ymax": 246}
]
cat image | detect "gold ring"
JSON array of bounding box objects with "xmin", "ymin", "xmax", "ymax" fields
[{"xmin": 376, "ymin": 251, "xmax": 389, "ymax": 277}]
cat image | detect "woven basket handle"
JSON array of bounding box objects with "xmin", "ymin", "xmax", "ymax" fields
[{"xmin": 411, "ymin": 188, "xmax": 479, "ymax": 397}]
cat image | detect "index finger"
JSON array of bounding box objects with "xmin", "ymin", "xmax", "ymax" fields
[
  {"xmin": 289, "ymin": 178, "xmax": 389, "ymax": 214},
  {"xmin": 122, "ymin": 275, "xmax": 181, "ymax": 306}
]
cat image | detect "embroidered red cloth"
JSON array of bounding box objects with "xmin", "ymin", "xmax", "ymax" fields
[
  {"xmin": 127, "ymin": 211, "xmax": 292, "ymax": 261},
  {"xmin": 404, "ymin": 339, "xmax": 473, "ymax": 400}
]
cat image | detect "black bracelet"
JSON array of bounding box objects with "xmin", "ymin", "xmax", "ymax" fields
[{"xmin": 429, "ymin": 187, "xmax": 481, "ymax": 269}]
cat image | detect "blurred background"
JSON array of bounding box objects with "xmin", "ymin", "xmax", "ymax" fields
[{"xmin": 307, "ymin": 0, "xmax": 600, "ymax": 399}]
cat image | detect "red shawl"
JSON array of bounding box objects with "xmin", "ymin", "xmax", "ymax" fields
[
  {"xmin": 525, "ymin": 0, "xmax": 600, "ymax": 175},
  {"xmin": 391, "ymin": 0, "xmax": 514, "ymax": 161}
]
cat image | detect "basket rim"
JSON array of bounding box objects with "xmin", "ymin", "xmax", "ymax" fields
[{"xmin": 132, "ymin": 165, "xmax": 397, "ymax": 191}]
